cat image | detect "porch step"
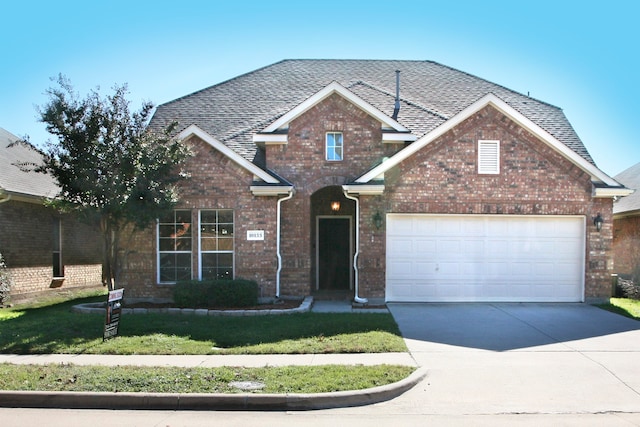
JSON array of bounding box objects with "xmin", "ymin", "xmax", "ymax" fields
[{"xmin": 312, "ymin": 290, "xmax": 353, "ymax": 301}]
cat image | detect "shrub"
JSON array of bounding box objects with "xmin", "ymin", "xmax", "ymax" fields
[
  {"xmin": 0, "ymin": 254, "xmax": 13, "ymax": 307},
  {"xmin": 173, "ymin": 279, "xmax": 259, "ymax": 308}
]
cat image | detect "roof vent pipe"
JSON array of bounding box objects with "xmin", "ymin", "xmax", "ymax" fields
[{"xmin": 392, "ymin": 70, "xmax": 401, "ymax": 120}]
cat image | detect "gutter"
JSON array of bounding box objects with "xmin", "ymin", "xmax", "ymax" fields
[
  {"xmin": 342, "ymin": 189, "xmax": 368, "ymax": 304},
  {"xmin": 275, "ymin": 190, "xmax": 294, "ymax": 299}
]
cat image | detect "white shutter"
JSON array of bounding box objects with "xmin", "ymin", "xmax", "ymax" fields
[{"xmin": 478, "ymin": 140, "xmax": 500, "ymax": 174}]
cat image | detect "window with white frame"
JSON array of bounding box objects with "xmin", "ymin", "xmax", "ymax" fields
[
  {"xmin": 478, "ymin": 140, "xmax": 500, "ymax": 174},
  {"xmin": 326, "ymin": 132, "xmax": 343, "ymax": 161},
  {"xmin": 157, "ymin": 210, "xmax": 192, "ymax": 283},
  {"xmin": 199, "ymin": 209, "xmax": 234, "ymax": 280}
]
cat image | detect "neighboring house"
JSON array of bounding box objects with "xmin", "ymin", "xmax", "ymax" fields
[
  {"xmin": 0, "ymin": 127, "xmax": 103, "ymax": 298},
  {"xmin": 121, "ymin": 59, "xmax": 630, "ymax": 303},
  {"xmin": 613, "ymin": 162, "xmax": 640, "ymax": 276}
]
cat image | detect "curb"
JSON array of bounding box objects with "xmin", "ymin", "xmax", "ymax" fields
[
  {"xmin": 72, "ymin": 296, "xmax": 315, "ymax": 316},
  {"xmin": 0, "ymin": 366, "xmax": 427, "ymax": 411}
]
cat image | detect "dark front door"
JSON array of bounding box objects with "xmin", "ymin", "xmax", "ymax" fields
[{"xmin": 317, "ymin": 217, "xmax": 351, "ymax": 290}]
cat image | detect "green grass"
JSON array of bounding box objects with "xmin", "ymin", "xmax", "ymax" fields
[
  {"xmin": 0, "ymin": 291, "xmax": 407, "ymax": 355},
  {"xmin": 597, "ymin": 298, "xmax": 640, "ymax": 320},
  {"xmin": 0, "ymin": 363, "xmax": 415, "ymax": 394}
]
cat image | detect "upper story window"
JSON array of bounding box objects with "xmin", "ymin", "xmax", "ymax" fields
[
  {"xmin": 326, "ymin": 132, "xmax": 343, "ymax": 161},
  {"xmin": 478, "ymin": 140, "xmax": 500, "ymax": 174}
]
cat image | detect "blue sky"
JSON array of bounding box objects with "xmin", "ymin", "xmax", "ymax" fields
[{"xmin": 1, "ymin": 1, "xmax": 638, "ymax": 176}]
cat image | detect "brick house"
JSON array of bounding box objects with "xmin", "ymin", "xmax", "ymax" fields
[
  {"xmin": 121, "ymin": 60, "xmax": 630, "ymax": 303},
  {"xmin": 0, "ymin": 128, "xmax": 103, "ymax": 299},
  {"xmin": 612, "ymin": 162, "xmax": 640, "ymax": 276}
]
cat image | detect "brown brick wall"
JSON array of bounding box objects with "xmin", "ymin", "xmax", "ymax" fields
[
  {"xmin": 0, "ymin": 199, "xmax": 102, "ymax": 296},
  {"xmin": 267, "ymin": 93, "xmax": 402, "ymax": 295},
  {"xmin": 125, "ymin": 98, "xmax": 614, "ymax": 301},
  {"xmin": 357, "ymin": 105, "xmax": 612, "ymax": 299},
  {"xmin": 613, "ymin": 215, "xmax": 640, "ymax": 276},
  {"xmin": 120, "ymin": 137, "xmax": 280, "ymax": 299}
]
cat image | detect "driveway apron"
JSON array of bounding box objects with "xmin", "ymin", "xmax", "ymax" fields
[{"xmin": 385, "ymin": 303, "xmax": 640, "ymax": 416}]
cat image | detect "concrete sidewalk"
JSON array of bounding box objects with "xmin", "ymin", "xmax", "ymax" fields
[{"xmin": 0, "ymin": 300, "xmax": 423, "ymax": 410}]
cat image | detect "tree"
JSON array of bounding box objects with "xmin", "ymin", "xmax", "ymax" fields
[{"xmin": 34, "ymin": 75, "xmax": 191, "ymax": 290}]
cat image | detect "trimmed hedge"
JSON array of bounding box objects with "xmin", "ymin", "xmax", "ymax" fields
[
  {"xmin": 173, "ymin": 279, "xmax": 259, "ymax": 308},
  {"xmin": 0, "ymin": 254, "xmax": 12, "ymax": 307}
]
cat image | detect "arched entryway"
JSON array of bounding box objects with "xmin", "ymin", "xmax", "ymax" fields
[{"xmin": 310, "ymin": 186, "xmax": 355, "ymax": 293}]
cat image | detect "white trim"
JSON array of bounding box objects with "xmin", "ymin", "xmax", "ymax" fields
[
  {"xmin": 252, "ymin": 134, "xmax": 288, "ymax": 144},
  {"xmin": 250, "ymin": 185, "xmax": 295, "ymax": 196},
  {"xmin": 382, "ymin": 133, "xmax": 418, "ymax": 143},
  {"xmin": 594, "ymin": 187, "xmax": 634, "ymax": 198},
  {"xmin": 178, "ymin": 124, "xmax": 279, "ymax": 184},
  {"xmin": 355, "ymin": 93, "xmax": 620, "ymax": 187},
  {"xmin": 262, "ymin": 81, "xmax": 412, "ymax": 134},
  {"xmin": 343, "ymin": 184, "xmax": 385, "ymax": 196}
]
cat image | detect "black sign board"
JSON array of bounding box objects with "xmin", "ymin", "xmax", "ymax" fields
[{"xmin": 103, "ymin": 288, "xmax": 124, "ymax": 341}]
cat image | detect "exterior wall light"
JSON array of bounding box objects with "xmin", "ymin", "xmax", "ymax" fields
[
  {"xmin": 330, "ymin": 201, "xmax": 341, "ymax": 212},
  {"xmin": 373, "ymin": 211, "xmax": 383, "ymax": 230},
  {"xmin": 593, "ymin": 213, "xmax": 604, "ymax": 232}
]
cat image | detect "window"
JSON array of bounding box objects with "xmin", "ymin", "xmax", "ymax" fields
[
  {"xmin": 52, "ymin": 218, "xmax": 63, "ymax": 278},
  {"xmin": 158, "ymin": 210, "xmax": 192, "ymax": 283},
  {"xmin": 199, "ymin": 210, "xmax": 234, "ymax": 280},
  {"xmin": 326, "ymin": 132, "xmax": 343, "ymax": 161},
  {"xmin": 478, "ymin": 140, "xmax": 500, "ymax": 174}
]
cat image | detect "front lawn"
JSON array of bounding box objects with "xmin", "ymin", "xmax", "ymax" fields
[{"xmin": 0, "ymin": 291, "xmax": 407, "ymax": 355}]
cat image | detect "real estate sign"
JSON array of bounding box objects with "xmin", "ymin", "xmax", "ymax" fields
[{"xmin": 103, "ymin": 288, "xmax": 124, "ymax": 341}]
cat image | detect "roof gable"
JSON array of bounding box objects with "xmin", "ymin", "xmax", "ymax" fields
[
  {"xmin": 253, "ymin": 81, "xmax": 416, "ymax": 144},
  {"xmin": 355, "ymin": 93, "xmax": 622, "ymax": 189},
  {"xmin": 177, "ymin": 125, "xmax": 280, "ymax": 184}
]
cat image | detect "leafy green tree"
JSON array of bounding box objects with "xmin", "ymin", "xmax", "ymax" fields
[{"xmin": 34, "ymin": 75, "xmax": 191, "ymax": 290}]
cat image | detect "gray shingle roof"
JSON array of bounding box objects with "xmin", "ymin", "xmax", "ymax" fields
[
  {"xmin": 0, "ymin": 127, "xmax": 59, "ymax": 199},
  {"xmin": 614, "ymin": 163, "xmax": 640, "ymax": 214},
  {"xmin": 150, "ymin": 59, "xmax": 594, "ymax": 167}
]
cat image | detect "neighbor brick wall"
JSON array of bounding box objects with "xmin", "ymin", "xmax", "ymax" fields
[
  {"xmin": 0, "ymin": 199, "xmax": 102, "ymax": 296},
  {"xmin": 613, "ymin": 215, "xmax": 640, "ymax": 276}
]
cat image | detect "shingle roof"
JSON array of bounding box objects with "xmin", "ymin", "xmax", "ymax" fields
[
  {"xmin": 150, "ymin": 59, "xmax": 594, "ymax": 166},
  {"xmin": 0, "ymin": 127, "xmax": 59, "ymax": 199},
  {"xmin": 614, "ymin": 163, "xmax": 640, "ymax": 214}
]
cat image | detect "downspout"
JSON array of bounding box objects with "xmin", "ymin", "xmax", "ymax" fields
[
  {"xmin": 343, "ymin": 189, "xmax": 368, "ymax": 304},
  {"xmin": 276, "ymin": 190, "xmax": 294, "ymax": 299},
  {"xmin": 0, "ymin": 194, "xmax": 11, "ymax": 204}
]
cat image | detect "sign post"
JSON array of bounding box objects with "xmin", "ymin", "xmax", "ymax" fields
[{"xmin": 103, "ymin": 288, "xmax": 124, "ymax": 341}]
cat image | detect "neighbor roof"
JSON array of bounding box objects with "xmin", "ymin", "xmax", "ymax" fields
[
  {"xmin": 614, "ymin": 163, "xmax": 640, "ymax": 215},
  {"xmin": 151, "ymin": 59, "xmax": 594, "ymax": 168},
  {"xmin": 0, "ymin": 127, "xmax": 59, "ymax": 200}
]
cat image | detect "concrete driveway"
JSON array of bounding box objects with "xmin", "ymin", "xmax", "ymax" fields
[{"xmin": 383, "ymin": 303, "xmax": 640, "ymax": 417}]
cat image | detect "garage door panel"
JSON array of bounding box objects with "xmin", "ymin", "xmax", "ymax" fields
[{"xmin": 386, "ymin": 215, "xmax": 585, "ymax": 302}]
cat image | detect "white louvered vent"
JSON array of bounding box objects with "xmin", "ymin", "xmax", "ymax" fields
[{"xmin": 478, "ymin": 140, "xmax": 500, "ymax": 174}]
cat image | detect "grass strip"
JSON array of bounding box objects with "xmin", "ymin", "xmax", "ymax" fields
[
  {"xmin": 0, "ymin": 363, "xmax": 414, "ymax": 394},
  {"xmin": 0, "ymin": 290, "xmax": 407, "ymax": 355},
  {"xmin": 596, "ymin": 297, "xmax": 640, "ymax": 320}
]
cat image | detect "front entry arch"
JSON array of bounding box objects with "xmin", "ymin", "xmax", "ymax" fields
[{"xmin": 310, "ymin": 185, "xmax": 355, "ymax": 292}]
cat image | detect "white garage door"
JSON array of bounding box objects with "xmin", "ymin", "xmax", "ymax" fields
[{"xmin": 386, "ymin": 214, "xmax": 585, "ymax": 302}]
